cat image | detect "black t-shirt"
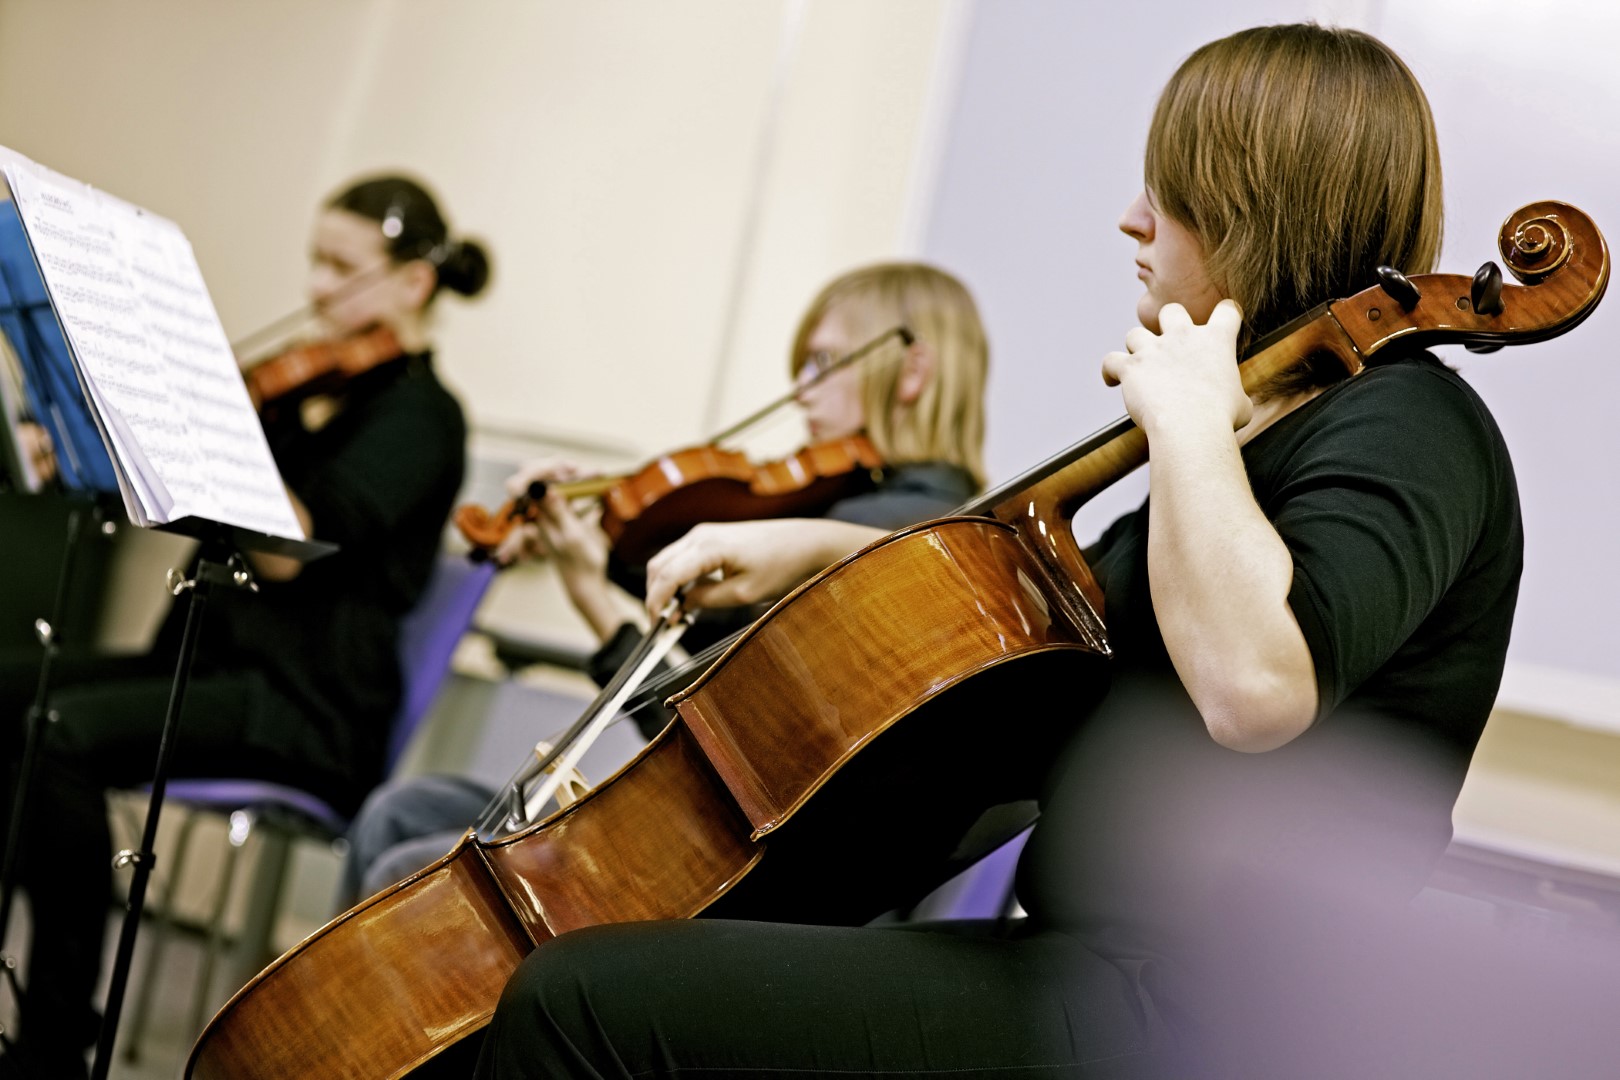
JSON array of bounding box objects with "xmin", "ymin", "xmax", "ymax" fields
[
  {"xmin": 199, "ymin": 352, "xmax": 466, "ymax": 781},
  {"xmin": 1017, "ymin": 353, "xmax": 1522, "ymax": 956}
]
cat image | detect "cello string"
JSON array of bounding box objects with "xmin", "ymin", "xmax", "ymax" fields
[
  {"xmin": 475, "ymin": 602, "xmax": 694, "ymax": 838},
  {"xmin": 518, "ymin": 614, "xmax": 691, "ymax": 826}
]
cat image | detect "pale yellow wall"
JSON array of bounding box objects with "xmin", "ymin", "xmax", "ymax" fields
[
  {"xmin": 1455, "ymin": 709, "xmax": 1620, "ymax": 877},
  {"xmin": 0, "ymin": 0, "xmax": 958, "ymax": 649}
]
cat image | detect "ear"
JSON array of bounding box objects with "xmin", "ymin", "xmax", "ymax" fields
[
  {"xmin": 895, "ymin": 340, "xmax": 936, "ymax": 405},
  {"xmin": 397, "ymin": 258, "xmax": 438, "ymax": 311}
]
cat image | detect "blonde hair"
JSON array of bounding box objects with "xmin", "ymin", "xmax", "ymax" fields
[
  {"xmin": 1146, "ymin": 24, "xmax": 1443, "ymax": 351},
  {"xmin": 789, "ymin": 262, "xmax": 989, "ymax": 488}
]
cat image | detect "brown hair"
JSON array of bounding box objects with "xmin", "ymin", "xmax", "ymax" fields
[
  {"xmin": 1145, "ymin": 24, "xmax": 1443, "ymax": 359},
  {"xmin": 789, "ymin": 262, "xmax": 989, "ymax": 488},
  {"xmin": 327, "ymin": 174, "xmax": 492, "ymax": 301}
]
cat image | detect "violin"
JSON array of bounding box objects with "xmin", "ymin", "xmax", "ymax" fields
[
  {"xmin": 455, "ymin": 434, "xmax": 886, "ymax": 565},
  {"xmin": 185, "ymin": 202, "xmax": 1609, "ymax": 1080},
  {"xmin": 455, "ymin": 325, "xmax": 911, "ymax": 564},
  {"xmin": 241, "ymin": 324, "xmax": 405, "ymax": 409}
]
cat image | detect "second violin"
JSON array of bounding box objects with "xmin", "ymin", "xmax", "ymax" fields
[
  {"xmin": 455, "ymin": 433, "xmax": 885, "ymax": 565},
  {"xmin": 455, "ymin": 293, "xmax": 974, "ymax": 566}
]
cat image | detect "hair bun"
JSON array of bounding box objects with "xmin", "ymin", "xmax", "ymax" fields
[{"xmin": 437, "ymin": 238, "xmax": 492, "ymax": 298}]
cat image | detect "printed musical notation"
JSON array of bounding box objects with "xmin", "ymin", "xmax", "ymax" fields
[{"xmin": 0, "ymin": 147, "xmax": 301, "ymax": 539}]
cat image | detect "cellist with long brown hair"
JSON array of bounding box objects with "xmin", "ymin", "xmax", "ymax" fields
[{"xmin": 472, "ymin": 23, "xmax": 1531, "ymax": 1078}]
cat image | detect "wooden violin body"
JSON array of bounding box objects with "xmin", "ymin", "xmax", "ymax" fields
[
  {"xmin": 600, "ymin": 433, "xmax": 884, "ymax": 565},
  {"xmin": 243, "ymin": 324, "xmax": 404, "ymax": 409},
  {"xmin": 188, "ymin": 202, "xmax": 1609, "ymax": 1080},
  {"xmin": 455, "ymin": 433, "xmax": 885, "ymax": 565}
]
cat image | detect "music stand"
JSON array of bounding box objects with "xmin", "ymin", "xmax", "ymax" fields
[
  {"xmin": 0, "ymin": 495, "xmax": 100, "ymax": 1028},
  {"xmin": 85, "ymin": 520, "xmax": 333, "ymax": 1080},
  {"xmin": 0, "ymin": 184, "xmax": 126, "ymax": 1063},
  {"xmin": 0, "ymin": 146, "xmax": 328, "ymax": 1078}
]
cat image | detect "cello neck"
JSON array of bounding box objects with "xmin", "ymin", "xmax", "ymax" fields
[{"xmin": 963, "ymin": 199, "xmax": 1609, "ymax": 622}]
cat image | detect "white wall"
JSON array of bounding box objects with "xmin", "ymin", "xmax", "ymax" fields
[
  {"xmin": 1377, "ymin": 1, "xmax": 1620, "ymax": 711},
  {"xmin": 0, "ymin": 0, "xmax": 960, "ymax": 647}
]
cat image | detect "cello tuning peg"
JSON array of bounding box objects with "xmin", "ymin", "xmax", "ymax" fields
[
  {"xmin": 1375, "ymin": 266, "xmax": 1422, "ymax": 310},
  {"xmin": 1470, "ymin": 261, "xmax": 1505, "ymax": 316}
]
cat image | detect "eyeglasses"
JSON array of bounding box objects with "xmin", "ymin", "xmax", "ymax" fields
[
  {"xmin": 794, "ymin": 326, "xmax": 913, "ymax": 390},
  {"xmin": 798, "ymin": 350, "xmax": 839, "ymax": 384}
]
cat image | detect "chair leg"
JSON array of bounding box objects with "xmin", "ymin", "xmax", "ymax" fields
[
  {"xmin": 225, "ymin": 825, "xmax": 291, "ymax": 994},
  {"xmin": 187, "ymin": 809, "xmax": 251, "ymax": 1042},
  {"xmin": 187, "ymin": 815, "xmax": 292, "ymax": 1039},
  {"xmin": 121, "ymin": 805, "xmax": 199, "ymax": 1064}
]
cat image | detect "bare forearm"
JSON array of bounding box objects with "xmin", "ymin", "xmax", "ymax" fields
[
  {"xmin": 249, "ymin": 488, "xmax": 314, "ymax": 582},
  {"xmin": 1144, "ymin": 416, "xmax": 1317, "ymax": 751},
  {"xmin": 644, "ymin": 519, "xmax": 887, "ymax": 615},
  {"xmin": 562, "ymin": 570, "xmax": 643, "ymax": 644}
]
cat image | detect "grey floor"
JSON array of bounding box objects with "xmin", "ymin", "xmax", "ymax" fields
[{"xmin": 2, "ymin": 902, "xmax": 221, "ymax": 1079}]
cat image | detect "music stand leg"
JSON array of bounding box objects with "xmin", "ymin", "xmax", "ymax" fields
[
  {"xmin": 0, "ymin": 500, "xmax": 96, "ymax": 1050},
  {"xmin": 88, "ymin": 543, "xmax": 252, "ymax": 1080}
]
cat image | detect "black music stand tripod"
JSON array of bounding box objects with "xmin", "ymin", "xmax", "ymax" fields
[
  {"xmin": 0, "ymin": 496, "xmax": 106, "ymax": 1058},
  {"xmin": 80, "ymin": 520, "xmax": 332, "ymax": 1080}
]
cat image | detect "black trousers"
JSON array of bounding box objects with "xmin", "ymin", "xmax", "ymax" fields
[
  {"xmin": 472, "ymin": 917, "xmax": 1180, "ymax": 1080},
  {"xmin": 0, "ymin": 650, "xmax": 353, "ymax": 1068}
]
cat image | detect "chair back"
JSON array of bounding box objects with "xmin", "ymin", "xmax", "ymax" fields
[
  {"xmin": 932, "ymin": 826, "xmax": 1031, "ymax": 920},
  {"xmin": 384, "ymin": 555, "xmax": 496, "ymax": 772}
]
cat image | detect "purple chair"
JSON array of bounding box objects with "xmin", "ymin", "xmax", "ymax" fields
[
  {"xmin": 912, "ymin": 825, "xmax": 1032, "ymax": 922},
  {"xmin": 121, "ymin": 554, "xmax": 495, "ymax": 1061}
]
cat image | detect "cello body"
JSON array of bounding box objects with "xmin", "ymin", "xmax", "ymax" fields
[
  {"xmin": 189, "ymin": 517, "xmax": 1109, "ymax": 1079},
  {"xmin": 188, "ymin": 201, "xmax": 1608, "ymax": 1079}
]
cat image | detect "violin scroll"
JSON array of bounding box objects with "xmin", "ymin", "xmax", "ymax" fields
[
  {"xmin": 1331, "ymin": 200, "xmax": 1608, "ymax": 358},
  {"xmin": 453, "ymin": 483, "xmax": 545, "ymax": 560},
  {"xmin": 1501, "ymin": 204, "xmax": 1576, "ymax": 283}
]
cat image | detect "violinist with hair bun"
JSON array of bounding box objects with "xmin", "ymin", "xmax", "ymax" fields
[
  {"xmin": 335, "ymin": 260, "xmax": 991, "ymax": 909},
  {"xmin": 0, "ymin": 173, "xmax": 486, "ymax": 1079}
]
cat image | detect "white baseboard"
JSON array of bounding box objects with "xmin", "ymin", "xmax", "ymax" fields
[{"xmin": 1494, "ymin": 661, "xmax": 1620, "ymax": 735}]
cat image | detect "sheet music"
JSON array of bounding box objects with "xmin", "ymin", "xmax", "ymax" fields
[{"xmin": 0, "ymin": 148, "xmax": 301, "ymax": 538}]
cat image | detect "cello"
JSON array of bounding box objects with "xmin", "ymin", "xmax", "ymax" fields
[{"xmin": 187, "ymin": 202, "xmax": 1608, "ymax": 1080}]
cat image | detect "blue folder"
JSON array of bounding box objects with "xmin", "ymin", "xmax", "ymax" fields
[{"xmin": 0, "ymin": 199, "xmax": 118, "ymax": 493}]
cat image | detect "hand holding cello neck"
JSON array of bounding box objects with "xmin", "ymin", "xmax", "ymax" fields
[{"xmin": 974, "ymin": 199, "xmax": 1608, "ymax": 614}]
